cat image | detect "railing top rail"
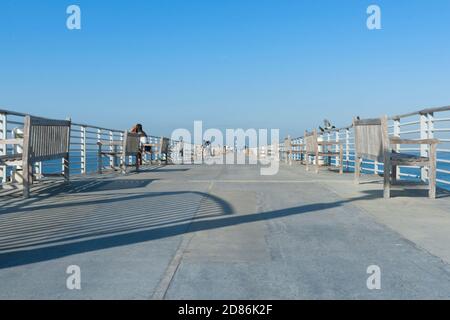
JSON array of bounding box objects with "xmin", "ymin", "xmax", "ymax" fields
[
  {"xmin": 0, "ymin": 107, "xmax": 124, "ymax": 134},
  {"xmin": 390, "ymin": 105, "xmax": 450, "ymax": 120},
  {"xmin": 0, "ymin": 108, "xmax": 29, "ymax": 117},
  {"xmin": 71, "ymin": 121, "xmax": 124, "ymax": 133},
  {"xmin": 289, "ymin": 105, "xmax": 450, "ymax": 141},
  {"xmin": 0, "ymin": 108, "xmax": 71, "ymax": 123}
]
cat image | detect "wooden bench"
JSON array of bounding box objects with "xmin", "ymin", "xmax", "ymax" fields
[
  {"xmin": 304, "ymin": 129, "xmax": 344, "ymax": 174},
  {"xmin": 143, "ymin": 137, "xmax": 171, "ymax": 164},
  {"xmin": 284, "ymin": 137, "xmax": 292, "ymax": 164},
  {"xmin": 353, "ymin": 116, "xmax": 439, "ymax": 199},
  {"xmin": 292, "ymin": 142, "xmax": 306, "ymax": 164},
  {"xmin": 97, "ymin": 131, "xmax": 140, "ymax": 174},
  {"xmin": 0, "ymin": 115, "xmax": 71, "ymax": 198},
  {"xmin": 284, "ymin": 137, "xmax": 306, "ymax": 165}
]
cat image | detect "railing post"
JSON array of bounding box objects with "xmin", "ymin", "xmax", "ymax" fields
[
  {"xmin": 109, "ymin": 130, "xmax": 114, "ymax": 169},
  {"xmin": 423, "ymin": 113, "xmax": 435, "ymax": 182},
  {"xmin": 335, "ymin": 131, "xmax": 340, "ymax": 168},
  {"xmin": 420, "ymin": 114, "xmax": 429, "ymax": 181},
  {"xmin": 427, "ymin": 113, "xmax": 435, "ymax": 140},
  {"xmin": 345, "ymin": 128, "xmax": 350, "ymax": 170},
  {"xmin": 120, "ymin": 131, "xmax": 125, "ymax": 169},
  {"xmin": 393, "ymin": 118, "xmax": 401, "ymax": 180},
  {"xmin": 374, "ymin": 125, "xmax": 379, "ymax": 174},
  {"xmin": 97, "ymin": 129, "xmax": 102, "ymax": 172},
  {"xmin": 34, "ymin": 162, "xmax": 42, "ymax": 180},
  {"xmin": 81, "ymin": 126, "xmax": 87, "ymax": 174},
  {"xmin": 0, "ymin": 112, "xmax": 7, "ymax": 184},
  {"xmin": 326, "ymin": 132, "xmax": 330, "ymax": 166}
]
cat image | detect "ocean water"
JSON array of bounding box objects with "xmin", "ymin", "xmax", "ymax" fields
[{"xmin": 41, "ymin": 150, "xmax": 159, "ymax": 175}]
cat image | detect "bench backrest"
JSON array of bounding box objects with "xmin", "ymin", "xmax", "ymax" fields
[
  {"xmin": 160, "ymin": 137, "xmax": 170, "ymax": 154},
  {"xmin": 123, "ymin": 131, "xmax": 141, "ymax": 156},
  {"xmin": 353, "ymin": 116, "xmax": 389, "ymax": 162},
  {"xmin": 304, "ymin": 130, "xmax": 318, "ymax": 153},
  {"xmin": 284, "ymin": 136, "xmax": 291, "ymax": 153},
  {"xmin": 24, "ymin": 116, "xmax": 71, "ymax": 162}
]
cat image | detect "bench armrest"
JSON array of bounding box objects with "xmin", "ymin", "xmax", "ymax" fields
[
  {"xmin": 0, "ymin": 139, "xmax": 23, "ymax": 145},
  {"xmin": 97, "ymin": 141, "xmax": 123, "ymax": 146},
  {"xmin": 318, "ymin": 141, "xmax": 342, "ymax": 146},
  {"xmin": 390, "ymin": 138, "xmax": 440, "ymax": 145}
]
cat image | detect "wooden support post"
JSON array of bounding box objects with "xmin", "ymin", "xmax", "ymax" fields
[
  {"xmin": 97, "ymin": 143, "xmax": 102, "ymax": 174},
  {"xmin": 315, "ymin": 145, "xmax": 319, "ymax": 174},
  {"xmin": 382, "ymin": 116, "xmax": 391, "ymax": 199},
  {"xmin": 383, "ymin": 152, "xmax": 391, "ymax": 199}
]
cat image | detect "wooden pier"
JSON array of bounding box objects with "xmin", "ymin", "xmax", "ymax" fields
[{"xmin": 1, "ymin": 163, "xmax": 450, "ymax": 299}]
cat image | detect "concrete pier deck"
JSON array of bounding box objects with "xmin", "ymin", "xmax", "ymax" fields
[{"xmin": 1, "ymin": 163, "xmax": 450, "ymax": 299}]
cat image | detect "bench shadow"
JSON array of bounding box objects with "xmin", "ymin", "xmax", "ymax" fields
[{"xmin": 356, "ymin": 179, "xmax": 450, "ymax": 199}]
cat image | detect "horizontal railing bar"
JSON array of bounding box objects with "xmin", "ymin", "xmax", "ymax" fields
[
  {"xmin": 399, "ymin": 172, "xmax": 420, "ymax": 178},
  {"xmin": 433, "ymin": 117, "xmax": 450, "ymax": 123},
  {"xmin": 71, "ymin": 122, "xmax": 123, "ymax": 133},
  {"xmin": 399, "ymin": 148, "xmax": 420, "ymax": 151},
  {"xmin": 432, "ymin": 128, "xmax": 450, "ymax": 132},
  {"xmin": 437, "ymin": 179, "xmax": 450, "ymax": 185},
  {"xmin": 6, "ymin": 121, "xmax": 24, "ymax": 126},
  {"xmin": 360, "ymin": 166, "xmax": 376, "ymax": 172},
  {"xmin": 398, "ymin": 120, "xmax": 420, "ymax": 127},
  {"xmin": 398, "ymin": 130, "xmax": 421, "ymax": 135}
]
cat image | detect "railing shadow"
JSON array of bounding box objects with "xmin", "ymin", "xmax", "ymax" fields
[
  {"xmin": 0, "ymin": 189, "xmax": 385, "ymax": 269},
  {"xmin": 0, "ymin": 178, "xmax": 157, "ymax": 212}
]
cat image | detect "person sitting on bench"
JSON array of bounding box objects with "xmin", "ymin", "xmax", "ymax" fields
[{"xmin": 131, "ymin": 124, "xmax": 147, "ymax": 165}]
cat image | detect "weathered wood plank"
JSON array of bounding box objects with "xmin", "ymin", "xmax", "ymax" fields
[{"xmin": 354, "ymin": 115, "xmax": 438, "ymax": 199}]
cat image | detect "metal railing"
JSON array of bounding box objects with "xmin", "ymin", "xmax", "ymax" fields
[
  {"xmin": 2, "ymin": 105, "xmax": 450, "ymax": 190},
  {"xmin": 0, "ymin": 108, "xmax": 184, "ymax": 185},
  {"xmin": 286, "ymin": 105, "xmax": 450, "ymax": 190}
]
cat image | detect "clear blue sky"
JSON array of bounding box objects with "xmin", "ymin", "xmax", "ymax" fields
[{"xmin": 1, "ymin": 0, "xmax": 450, "ymax": 138}]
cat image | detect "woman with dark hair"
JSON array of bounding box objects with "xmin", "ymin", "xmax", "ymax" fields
[{"xmin": 131, "ymin": 124, "xmax": 147, "ymax": 165}]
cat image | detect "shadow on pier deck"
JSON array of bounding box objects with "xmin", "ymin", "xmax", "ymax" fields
[{"xmin": 1, "ymin": 163, "xmax": 450, "ymax": 299}]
